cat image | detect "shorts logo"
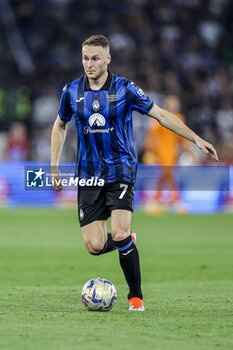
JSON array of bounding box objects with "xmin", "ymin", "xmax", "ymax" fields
[
  {"xmin": 80, "ymin": 208, "xmax": 84, "ymax": 219},
  {"xmin": 26, "ymin": 168, "xmax": 45, "ymax": 187},
  {"xmin": 89, "ymin": 113, "xmax": 105, "ymax": 127},
  {"xmin": 137, "ymin": 88, "xmax": 147, "ymax": 100}
]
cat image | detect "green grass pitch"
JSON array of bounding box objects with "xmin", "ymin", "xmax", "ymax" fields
[{"xmin": 0, "ymin": 209, "xmax": 233, "ymax": 350}]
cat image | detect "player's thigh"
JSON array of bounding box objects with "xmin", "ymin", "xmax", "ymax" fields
[
  {"xmin": 106, "ymin": 181, "xmax": 134, "ymax": 241},
  {"xmin": 106, "ymin": 181, "xmax": 135, "ymax": 213},
  {"xmin": 81, "ymin": 220, "xmax": 107, "ymax": 252},
  {"xmin": 110, "ymin": 209, "xmax": 132, "ymax": 241},
  {"xmin": 78, "ymin": 185, "xmax": 108, "ymax": 227}
]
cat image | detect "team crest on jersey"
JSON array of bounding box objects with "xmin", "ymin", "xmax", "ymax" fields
[
  {"xmin": 88, "ymin": 113, "xmax": 106, "ymax": 127},
  {"xmin": 137, "ymin": 88, "xmax": 147, "ymax": 100},
  {"xmin": 92, "ymin": 99, "xmax": 100, "ymax": 112}
]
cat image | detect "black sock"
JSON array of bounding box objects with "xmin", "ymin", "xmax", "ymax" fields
[
  {"xmin": 91, "ymin": 233, "xmax": 116, "ymax": 255},
  {"xmin": 114, "ymin": 235, "xmax": 143, "ymax": 300}
]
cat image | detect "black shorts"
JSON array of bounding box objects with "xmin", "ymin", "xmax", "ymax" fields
[{"xmin": 77, "ymin": 181, "xmax": 135, "ymax": 227}]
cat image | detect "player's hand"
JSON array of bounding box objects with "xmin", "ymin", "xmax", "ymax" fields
[
  {"xmin": 195, "ymin": 136, "xmax": 219, "ymax": 162},
  {"xmin": 51, "ymin": 166, "xmax": 62, "ymax": 191}
]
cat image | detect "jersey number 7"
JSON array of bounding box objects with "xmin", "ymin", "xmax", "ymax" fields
[{"xmin": 119, "ymin": 184, "xmax": 128, "ymax": 199}]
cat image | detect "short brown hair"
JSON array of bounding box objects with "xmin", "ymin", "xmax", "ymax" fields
[{"xmin": 82, "ymin": 35, "xmax": 109, "ymax": 49}]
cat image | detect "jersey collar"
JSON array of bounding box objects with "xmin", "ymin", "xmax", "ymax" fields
[{"xmin": 84, "ymin": 71, "xmax": 113, "ymax": 91}]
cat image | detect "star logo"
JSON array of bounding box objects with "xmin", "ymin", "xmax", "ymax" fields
[
  {"xmin": 33, "ymin": 168, "xmax": 45, "ymax": 181},
  {"xmin": 26, "ymin": 168, "xmax": 45, "ymax": 188}
]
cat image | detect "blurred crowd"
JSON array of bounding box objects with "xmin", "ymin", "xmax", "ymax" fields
[{"xmin": 0, "ymin": 0, "xmax": 233, "ymax": 164}]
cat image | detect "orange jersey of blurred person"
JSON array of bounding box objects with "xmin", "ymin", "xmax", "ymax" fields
[{"xmin": 144, "ymin": 113, "xmax": 189, "ymax": 166}]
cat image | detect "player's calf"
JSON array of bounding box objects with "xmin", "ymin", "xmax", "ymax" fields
[
  {"xmin": 114, "ymin": 234, "xmax": 143, "ymax": 300},
  {"xmin": 87, "ymin": 232, "xmax": 136, "ymax": 255},
  {"xmin": 84, "ymin": 232, "xmax": 116, "ymax": 255}
]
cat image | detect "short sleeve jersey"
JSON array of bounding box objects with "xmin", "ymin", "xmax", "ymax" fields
[{"xmin": 59, "ymin": 72, "xmax": 153, "ymax": 183}]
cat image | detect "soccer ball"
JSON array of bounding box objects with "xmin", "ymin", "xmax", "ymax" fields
[{"xmin": 81, "ymin": 278, "xmax": 117, "ymax": 311}]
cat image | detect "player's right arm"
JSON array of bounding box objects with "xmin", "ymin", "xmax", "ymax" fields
[{"xmin": 51, "ymin": 116, "xmax": 67, "ymax": 191}]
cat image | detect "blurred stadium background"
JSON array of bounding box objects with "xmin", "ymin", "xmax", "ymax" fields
[
  {"xmin": 0, "ymin": 0, "xmax": 233, "ymax": 212},
  {"xmin": 1, "ymin": 2, "xmax": 233, "ymax": 350}
]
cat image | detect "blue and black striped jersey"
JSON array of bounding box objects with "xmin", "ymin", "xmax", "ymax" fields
[{"xmin": 59, "ymin": 72, "xmax": 153, "ymax": 183}]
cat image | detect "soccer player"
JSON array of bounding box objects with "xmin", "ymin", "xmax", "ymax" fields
[{"xmin": 51, "ymin": 35, "xmax": 218, "ymax": 311}]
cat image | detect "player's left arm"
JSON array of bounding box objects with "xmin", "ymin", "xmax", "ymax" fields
[{"xmin": 148, "ymin": 104, "xmax": 219, "ymax": 162}]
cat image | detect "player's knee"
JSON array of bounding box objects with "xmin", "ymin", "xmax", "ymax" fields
[{"xmin": 111, "ymin": 229, "xmax": 129, "ymax": 242}]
